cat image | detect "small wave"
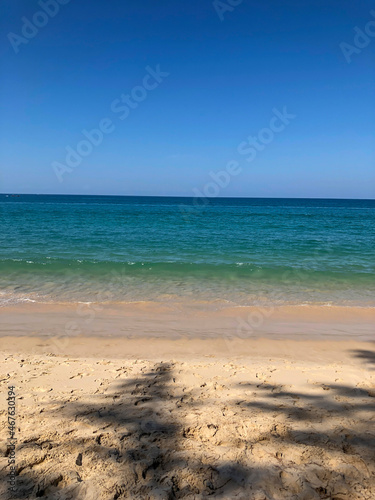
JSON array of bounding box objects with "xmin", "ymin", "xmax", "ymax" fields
[{"xmin": 0, "ymin": 295, "xmax": 39, "ymax": 306}]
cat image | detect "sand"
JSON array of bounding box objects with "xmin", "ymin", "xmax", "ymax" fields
[
  {"xmin": 0, "ymin": 333, "xmax": 374, "ymax": 499},
  {"xmin": 1, "ymin": 302, "xmax": 375, "ymax": 340}
]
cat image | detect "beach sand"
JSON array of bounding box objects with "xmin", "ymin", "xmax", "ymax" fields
[{"xmin": 0, "ymin": 312, "xmax": 374, "ymax": 499}]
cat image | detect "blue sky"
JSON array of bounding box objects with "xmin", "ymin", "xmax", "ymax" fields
[{"xmin": 0, "ymin": 0, "xmax": 374, "ymax": 198}]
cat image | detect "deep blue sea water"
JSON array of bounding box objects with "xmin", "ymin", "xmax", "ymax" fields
[{"xmin": 1, "ymin": 195, "xmax": 374, "ymax": 307}]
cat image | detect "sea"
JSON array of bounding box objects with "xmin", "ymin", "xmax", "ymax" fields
[{"xmin": 1, "ymin": 195, "xmax": 374, "ymax": 308}]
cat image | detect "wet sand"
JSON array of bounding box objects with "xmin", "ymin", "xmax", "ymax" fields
[{"xmin": 1, "ymin": 301, "xmax": 374, "ymax": 340}]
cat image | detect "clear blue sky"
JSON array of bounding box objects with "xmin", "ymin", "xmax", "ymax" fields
[{"xmin": 1, "ymin": 0, "xmax": 374, "ymax": 198}]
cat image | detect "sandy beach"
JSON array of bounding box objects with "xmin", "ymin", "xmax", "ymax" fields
[
  {"xmin": 2, "ymin": 0, "xmax": 375, "ymax": 497},
  {"xmin": 0, "ymin": 310, "xmax": 374, "ymax": 499}
]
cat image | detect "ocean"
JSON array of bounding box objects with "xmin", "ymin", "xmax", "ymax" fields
[{"xmin": 1, "ymin": 194, "xmax": 374, "ymax": 308}]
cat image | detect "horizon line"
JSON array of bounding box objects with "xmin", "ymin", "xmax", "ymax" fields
[{"xmin": 1, "ymin": 193, "xmax": 375, "ymax": 201}]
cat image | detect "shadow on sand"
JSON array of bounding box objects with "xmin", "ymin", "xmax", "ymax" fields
[
  {"xmin": 7, "ymin": 352, "xmax": 375, "ymax": 499},
  {"xmin": 350, "ymin": 344, "xmax": 375, "ymax": 369}
]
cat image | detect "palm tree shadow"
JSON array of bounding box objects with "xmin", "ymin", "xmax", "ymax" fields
[
  {"xmin": 350, "ymin": 346, "xmax": 375, "ymax": 369},
  {"xmin": 11, "ymin": 358, "xmax": 375, "ymax": 499},
  {"xmin": 234, "ymin": 380, "xmax": 375, "ymax": 497},
  {"xmin": 37, "ymin": 362, "xmax": 250, "ymax": 499}
]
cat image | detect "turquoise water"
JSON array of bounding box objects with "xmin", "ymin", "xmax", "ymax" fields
[{"xmin": 1, "ymin": 195, "xmax": 374, "ymax": 307}]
